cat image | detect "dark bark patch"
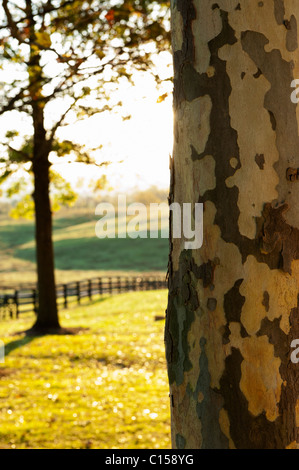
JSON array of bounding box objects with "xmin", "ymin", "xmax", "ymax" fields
[
  {"xmin": 190, "ymin": 258, "xmax": 216, "ymax": 288},
  {"xmin": 191, "ymin": 144, "xmax": 205, "ymax": 161},
  {"xmin": 286, "ymin": 15, "xmax": 298, "ymax": 52},
  {"xmin": 223, "ymin": 279, "xmax": 245, "ymax": 323},
  {"xmin": 223, "ymin": 279, "xmax": 248, "ymax": 343},
  {"xmin": 274, "ymin": 0, "xmax": 285, "ymax": 25},
  {"xmin": 255, "ymin": 153, "xmax": 265, "ymax": 169},
  {"xmin": 268, "ymin": 110, "xmax": 277, "ymax": 130},
  {"xmin": 262, "ymin": 290, "xmax": 270, "ymax": 312},
  {"xmin": 253, "ymin": 68, "xmax": 262, "ymax": 79}
]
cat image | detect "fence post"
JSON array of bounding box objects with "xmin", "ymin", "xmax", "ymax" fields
[
  {"xmin": 14, "ymin": 290, "xmax": 19, "ymax": 318},
  {"xmin": 76, "ymin": 281, "xmax": 81, "ymax": 304},
  {"xmin": 88, "ymin": 279, "xmax": 92, "ymax": 301},
  {"xmin": 116, "ymin": 277, "xmax": 121, "ymax": 294},
  {"xmin": 109, "ymin": 278, "xmax": 113, "ymax": 295},
  {"xmin": 98, "ymin": 278, "xmax": 102, "ymax": 296},
  {"xmin": 32, "ymin": 289, "xmax": 38, "ymax": 315},
  {"xmin": 63, "ymin": 284, "xmax": 68, "ymax": 309}
]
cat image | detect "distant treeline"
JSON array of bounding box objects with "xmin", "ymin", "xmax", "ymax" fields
[{"xmin": 0, "ymin": 185, "xmax": 169, "ymax": 217}]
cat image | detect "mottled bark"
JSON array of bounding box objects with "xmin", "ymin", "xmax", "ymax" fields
[{"xmin": 166, "ymin": 0, "xmax": 299, "ymax": 449}]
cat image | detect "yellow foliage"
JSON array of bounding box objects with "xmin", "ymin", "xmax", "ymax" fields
[{"xmin": 35, "ymin": 31, "xmax": 52, "ymax": 49}]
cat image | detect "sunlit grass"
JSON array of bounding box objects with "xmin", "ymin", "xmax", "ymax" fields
[
  {"xmin": 0, "ymin": 290, "xmax": 171, "ymax": 449},
  {"xmin": 0, "ymin": 210, "xmax": 168, "ymax": 286}
]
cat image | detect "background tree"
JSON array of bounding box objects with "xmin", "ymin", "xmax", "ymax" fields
[
  {"xmin": 166, "ymin": 1, "xmax": 299, "ymax": 449},
  {"xmin": 0, "ymin": 0, "xmax": 170, "ymax": 333}
]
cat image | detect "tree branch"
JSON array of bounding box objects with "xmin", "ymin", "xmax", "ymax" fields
[
  {"xmin": 47, "ymin": 99, "xmax": 77, "ymax": 144},
  {"xmin": 2, "ymin": 0, "xmax": 26, "ymax": 42}
]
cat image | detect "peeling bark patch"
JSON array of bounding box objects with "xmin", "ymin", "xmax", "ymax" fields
[
  {"xmin": 286, "ymin": 15, "xmax": 298, "ymax": 52},
  {"xmin": 256, "ymin": 303, "xmax": 299, "ymax": 445},
  {"xmin": 255, "ymin": 153, "xmax": 265, "ymax": 170},
  {"xmin": 274, "ymin": 0, "xmax": 285, "ymax": 25},
  {"xmin": 172, "ymin": 1, "xmax": 196, "ymax": 108},
  {"xmin": 261, "ymin": 202, "xmax": 299, "ymax": 274},
  {"xmin": 196, "ymin": 338, "xmax": 229, "ymax": 449}
]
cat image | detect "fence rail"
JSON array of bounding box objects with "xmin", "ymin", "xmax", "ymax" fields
[{"xmin": 0, "ymin": 275, "xmax": 167, "ymax": 320}]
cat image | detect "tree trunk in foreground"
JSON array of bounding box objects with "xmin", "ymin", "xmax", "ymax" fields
[{"xmin": 165, "ymin": 1, "xmax": 299, "ymax": 449}]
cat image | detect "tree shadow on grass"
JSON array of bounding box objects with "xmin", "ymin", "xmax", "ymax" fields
[{"xmin": 4, "ymin": 334, "xmax": 35, "ymax": 356}]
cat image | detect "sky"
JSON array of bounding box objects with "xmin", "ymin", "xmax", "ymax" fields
[
  {"xmin": 54, "ymin": 54, "xmax": 173, "ymax": 194},
  {"xmin": 0, "ymin": 50, "xmax": 174, "ymax": 199}
]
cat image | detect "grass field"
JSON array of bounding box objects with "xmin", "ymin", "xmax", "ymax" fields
[
  {"xmin": 0, "ymin": 290, "xmax": 170, "ymax": 449},
  {"xmin": 0, "ymin": 208, "xmax": 169, "ymax": 286}
]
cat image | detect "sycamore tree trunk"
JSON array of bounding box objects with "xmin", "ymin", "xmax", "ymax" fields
[{"xmin": 165, "ymin": 1, "xmax": 299, "ymax": 449}]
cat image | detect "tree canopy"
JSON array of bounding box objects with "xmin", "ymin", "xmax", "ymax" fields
[{"xmin": 0, "ymin": 0, "xmax": 170, "ymax": 186}]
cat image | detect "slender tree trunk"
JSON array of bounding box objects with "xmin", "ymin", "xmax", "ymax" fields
[
  {"xmin": 166, "ymin": 1, "xmax": 299, "ymax": 449},
  {"xmin": 32, "ymin": 149, "xmax": 60, "ymax": 331},
  {"xmin": 26, "ymin": 0, "xmax": 59, "ymax": 332}
]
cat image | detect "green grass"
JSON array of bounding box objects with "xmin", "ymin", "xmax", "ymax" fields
[
  {"xmin": 0, "ymin": 210, "xmax": 169, "ymax": 286},
  {"xmin": 0, "ymin": 290, "xmax": 170, "ymax": 449}
]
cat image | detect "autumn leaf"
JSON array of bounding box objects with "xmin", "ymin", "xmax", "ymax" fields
[
  {"xmin": 157, "ymin": 92, "xmax": 168, "ymax": 103},
  {"xmin": 35, "ymin": 31, "xmax": 52, "ymax": 49},
  {"xmin": 105, "ymin": 9, "xmax": 115, "ymax": 26}
]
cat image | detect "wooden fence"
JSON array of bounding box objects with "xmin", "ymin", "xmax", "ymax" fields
[{"xmin": 0, "ymin": 275, "xmax": 167, "ymax": 320}]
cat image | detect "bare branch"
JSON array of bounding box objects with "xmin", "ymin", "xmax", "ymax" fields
[
  {"xmin": 47, "ymin": 99, "xmax": 77, "ymax": 143},
  {"xmin": 7, "ymin": 144, "xmax": 31, "ymax": 161},
  {"xmin": 0, "ymin": 88, "xmax": 25, "ymax": 115}
]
